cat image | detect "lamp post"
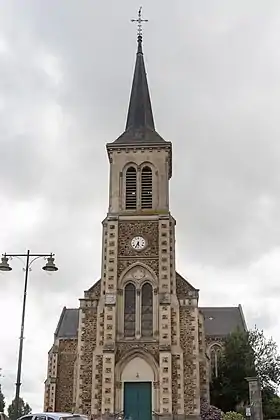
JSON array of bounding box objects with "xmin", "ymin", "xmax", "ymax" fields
[{"xmin": 0, "ymin": 250, "xmax": 58, "ymax": 419}]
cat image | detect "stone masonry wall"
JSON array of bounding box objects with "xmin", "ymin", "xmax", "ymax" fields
[
  {"xmin": 55, "ymin": 339, "xmax": 77, "ymax": 412},
  {"xmin": 179, "ymin": 307, "xmax": 198, "ymax": 415},
  {"xmin": 79, "ymin": 305, "xmax": 98, "ymax": 415},
  {"xmin": 171, "ymin": 354, "xmax": 179, "ymax": 414},
  {"xmin": 198, "ymin": 312, "xmax": 209, "ymax": 401}
]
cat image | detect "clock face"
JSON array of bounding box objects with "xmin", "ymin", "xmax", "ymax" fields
[{"xmin": 131, "ymin": 236, "xmax": 146, "ymax": 251}]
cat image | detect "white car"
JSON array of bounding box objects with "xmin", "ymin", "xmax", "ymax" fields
[{"xmin": 19, "ymin": 413, "xmax": 88, "ymax": 420}]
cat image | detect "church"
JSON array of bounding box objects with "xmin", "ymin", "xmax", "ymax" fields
[{"xmin": 44, "ymin": 19, "xmax": 247, "ymax": 420}]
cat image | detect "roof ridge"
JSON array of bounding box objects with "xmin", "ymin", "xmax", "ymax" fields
[{"xmin": 201, "ymin": 306, "xmax": 241, "ymax": 309}]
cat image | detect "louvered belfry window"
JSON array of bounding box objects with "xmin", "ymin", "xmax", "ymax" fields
[
  {"xmin": 125, "ymin": 166, "xmax": 137, "ymax": 210},
  {"xmin": 124, "ymin": 283, "xmax": 136, "ymax": 337},
  {"xmin": 141, "ymin": 166, "xmax": 153, "ymax": 209}
]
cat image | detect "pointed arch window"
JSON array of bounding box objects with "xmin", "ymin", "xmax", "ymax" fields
[
  {"xmin": 124, "ymin": 283, "xmax": 136, "ymax": 337},
  {"xmin": 141, "ymin": 166, "xmax": 153, "ymax": 209},
  {"xmin": 210, "ymin": 344, "xmax": 222, "ymax": 379},
  {"xmin": 125, "ymin": 167, "xmax": 137, "ymax": 210},
  {"xmin": 141, "ymin": 283, "xmax": 153, "ymax": 337}
]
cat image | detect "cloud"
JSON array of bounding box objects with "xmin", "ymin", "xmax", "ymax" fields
[{"xmin": 1, "ymin": 0, "xmax": 280, "ymax": 413}]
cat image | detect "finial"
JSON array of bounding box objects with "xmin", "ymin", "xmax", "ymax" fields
[{"xmin": 131, "ymin": 7, "xmax": 148, "ymax": 50}]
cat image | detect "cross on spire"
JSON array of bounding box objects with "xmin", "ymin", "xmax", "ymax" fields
[{"xmin": 131, "ymin": 7, "xmax": 148, "ymax": 42}]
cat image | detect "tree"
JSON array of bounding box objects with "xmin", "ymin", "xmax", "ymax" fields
[
  {"xmin": 0, "ymin": 384, "xmax": 5, "ymax": 412},
  {"xmin": 8, "ymin": 398, "xmax": 32, "ymax": 420},
  {"xmin": 261, "ymin": 387, "xmax": 280, "ymax": 420},
  {"xmin": 249, "ymin": 328, "xmax": 280, "ymax": 392},
  {"xmin": 210, "ymin": 328, "xmax": 280, "ymax": 419},
  {"xmin": 211, "ymin": 329, "xmax": 256, "ymax": 412}
]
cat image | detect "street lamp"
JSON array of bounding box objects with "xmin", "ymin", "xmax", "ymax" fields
[{"xmin": 0, "ymin": 250, "xmax": 58, "ymax": 419}]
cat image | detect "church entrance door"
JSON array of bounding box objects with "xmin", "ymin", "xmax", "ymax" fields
[{"xmin": 124, "ymin": 382, "xmax": 152, "ymax": 420}]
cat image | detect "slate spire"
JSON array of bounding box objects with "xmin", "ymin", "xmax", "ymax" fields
[
  {"xmin": 125, "ymin": 32, "xmax": 155, "ymax": 131},
  {"xmin": 110, "ymin": 9, "xmax": 167, "ymax": 146}
]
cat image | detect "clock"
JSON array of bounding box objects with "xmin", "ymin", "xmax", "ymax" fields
[{"xmin": 131, "ymin": 236, "xmax": 146, "ymax": 251}]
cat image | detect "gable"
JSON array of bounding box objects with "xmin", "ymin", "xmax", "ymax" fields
[
  {"xmin": 176, "ymin": 271, "xmax": 199, "ymax": 300},
  {"xmin": 84, "ymin": 279, "xmax": 101, "ymax": 299}
]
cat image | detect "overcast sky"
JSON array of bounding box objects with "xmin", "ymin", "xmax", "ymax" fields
[{"xmin": 1, "ymin": 0, "xmax": 280, "ymax": 413}]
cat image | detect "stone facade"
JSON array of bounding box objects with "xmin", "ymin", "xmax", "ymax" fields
[
  {"xmin": 45, "ymin": 270, "xmax": 210, "ymax": 418},
  {"xmin": 43, "ymin": 124, "xmax": 239, "ymax": 418},
  {"xmin": 78, "ymin": 303, "xmax": 98, "ymax": 414},
  {"xmin": 118, "ymin": 221, "xmax": 159, "ymax": 258},
  {"xmin": 54, "ymin": 339, "xmax": 77, "ymax": 412},
  {"xmin": 44, "ymin": 33, "xmax": 247, "ymax": 419},
  {"xmin": 44, "ymin": 345, "xmax": 58, "ymax": 412},
  {"xmin": 198, "ymin": 312, "xmax": 209, "ymax": 401},
  {"xmin": 179, "ymin": 307, "xmax": 199, "ymax": 415}
]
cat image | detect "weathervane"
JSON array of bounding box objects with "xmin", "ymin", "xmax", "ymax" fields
[{"xmin": 131, "ymin": 7, "xmax": 148, "ymax": 39}]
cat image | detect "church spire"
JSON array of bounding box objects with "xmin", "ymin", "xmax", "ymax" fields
[{"xmin": 125, "ymin": 8, "xmax": 155, "ymax": 131}]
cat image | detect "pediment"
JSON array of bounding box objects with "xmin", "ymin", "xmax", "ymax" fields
[{"xmin": 120, "ymin": 263, "xmax": 156, "ymax": 288}]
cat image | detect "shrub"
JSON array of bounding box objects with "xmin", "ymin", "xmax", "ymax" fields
[
  {"xmin": 222, "ymin": 412, "xmax": 245, "ymax": 420},
  {"xmin": 201, "ymin": 398, "xmax": 223, "ymax": 420}
]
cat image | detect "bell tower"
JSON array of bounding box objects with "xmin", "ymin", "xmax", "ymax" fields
[
  {"xmin": 98, "ymin": 23, "xmax": 179, "ymax": 416},
  {"xmin": 107, "ymin": 36, "xmax": 172, "ymax": 216},
  {"xmin": 76, "ymin": 10, "xmax": 202, "ymax": 420}
]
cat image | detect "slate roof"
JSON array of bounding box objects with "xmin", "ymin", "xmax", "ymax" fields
[
  {"xmin": 113, "ymin": 127, "xmax": 168, "ymax": 146},
  {"xmin": 107, "ymin": 35, "xmax": 168, "ymax": 147},
  {"xmin": 200, "ymin": 305, "xmax": 247, "ymax": 336},
  {"xmin": 54, "ymin": 307, "xmax": 79, "ymax": 339},
  {"xmin": 125, "ymin": 37, "xmax": 155, "ymax": 132},
  {"xmin": 54, "ymin": 305, "xmax": 246, "ymax": 339}
]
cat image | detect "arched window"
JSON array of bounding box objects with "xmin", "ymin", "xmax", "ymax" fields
[
  {"xmin": 141, "ymin": 283, "xmax": 153, "ymax": 337},
  {"xmin": 125, "ymin": 166, "xmax": 137, "ymax": 210},
  {"xmin": 210, "ymin": 344, "xmax": 222, "ymax": 379},
  {"xmin": 141, "ymin": 166, "xmax": 153, "ymax": 209},
  {"xmin": 124, "ymin": 283, "xmax": 136, "ymax": 337}
]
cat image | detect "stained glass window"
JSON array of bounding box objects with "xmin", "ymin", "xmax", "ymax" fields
[
  {"xmin": 141, "ymin": 283, "xmax": 153, "ymax": 337},
  {"xmin": 124, "ymin": 283, "xmax": 136, "ymax": 337},
  {"xmin": 210, "ymin": 344, "xmax": 222, "ymax": 378}
]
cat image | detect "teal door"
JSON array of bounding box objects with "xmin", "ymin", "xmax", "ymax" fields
[{"xmin": 124, "ymin": 382, "xmax": 152, "ymax": 420}]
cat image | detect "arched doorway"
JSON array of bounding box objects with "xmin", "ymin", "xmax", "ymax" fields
[{"xmin": 120, "ymin": 356, "xmax": 155, "ymax": 420}]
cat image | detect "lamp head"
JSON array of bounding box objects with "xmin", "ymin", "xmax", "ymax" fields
[
  {"xmin": 0, "ymin": 255, "xmax": 12, "ymax": 272},
  {"xmin": 42, "ymin": 255, "xmax": 58, "ymax": 272}
]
